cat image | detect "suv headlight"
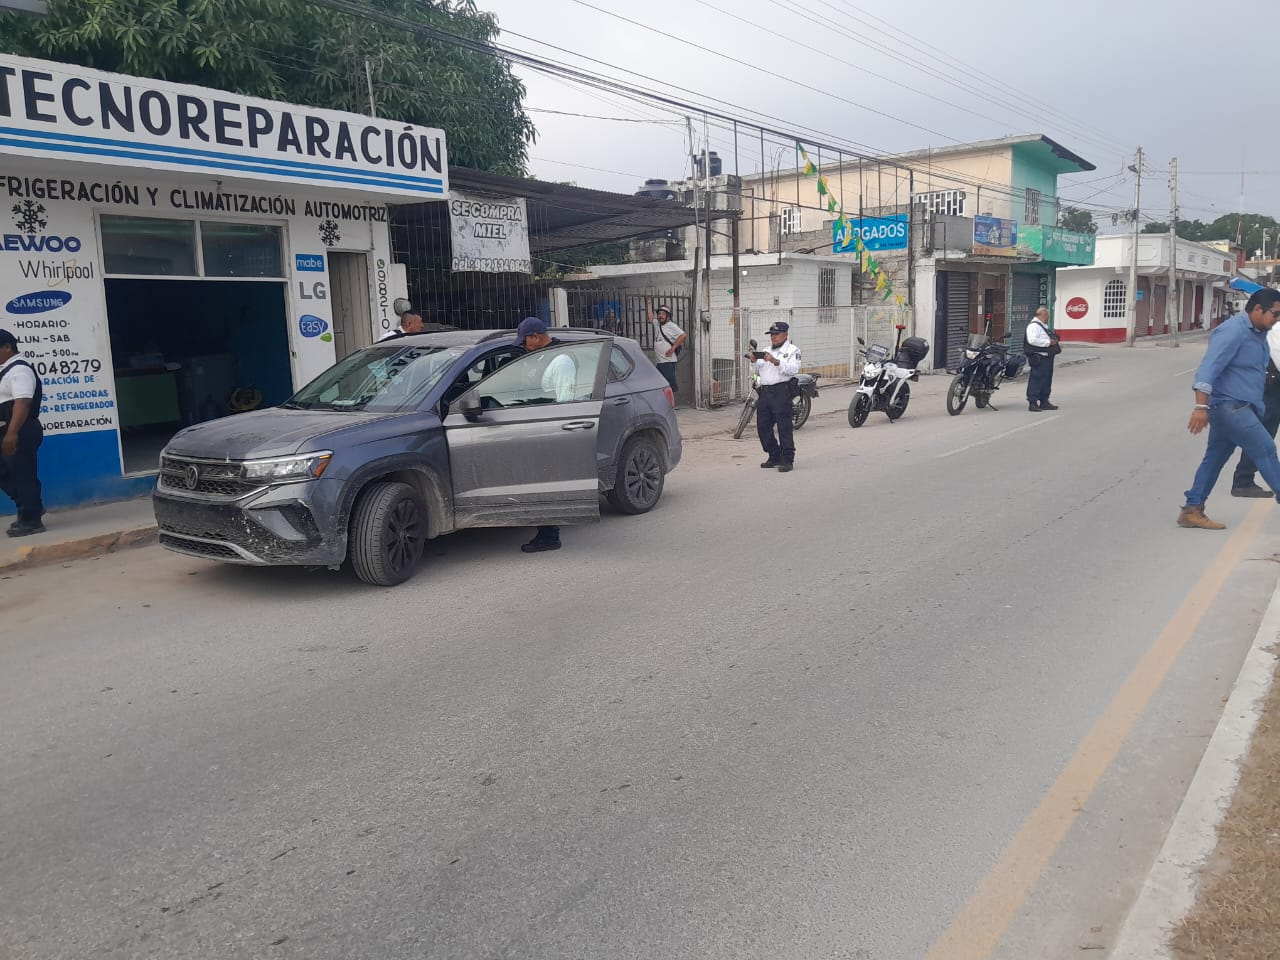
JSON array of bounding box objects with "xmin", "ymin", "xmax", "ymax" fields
[{"xmin": 242, "ymin": 452, "xmax": 333, "ymax": 483}]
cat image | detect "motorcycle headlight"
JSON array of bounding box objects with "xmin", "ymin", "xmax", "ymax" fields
[
  {"xmin": 241, "ymin": 452, "xmax": 333, "ymax": 483},
  {"xmin": 964, "ymin": 349, "xmax": 980, "ymax": 359}
]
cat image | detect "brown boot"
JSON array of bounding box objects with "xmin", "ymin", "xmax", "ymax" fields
[{"xmin": 1177, "ymin": 505, "xmax": 1226, "ymax": 530}]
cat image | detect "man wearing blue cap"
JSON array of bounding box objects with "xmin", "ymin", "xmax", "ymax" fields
[
  {"xmin": 749, "ymin": 321, "xmax": 802, "ymax": 472},
  {"xmin": 514, "ymin": 317, "xmax": 575, "ymax": 552}
]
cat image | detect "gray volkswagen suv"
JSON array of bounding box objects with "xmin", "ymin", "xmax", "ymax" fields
[{"xmin": 152, "ymin": 329, "xmax": 681, "ymax": 585}]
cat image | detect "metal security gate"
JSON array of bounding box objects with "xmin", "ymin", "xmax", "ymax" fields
[
  {"xmin": 936, "ymin": 271, "xmax": 971, "ymax": 371},
  {"xmin": 1010, "ymin": 271, "xmax": 1041, "ymax": 354}
]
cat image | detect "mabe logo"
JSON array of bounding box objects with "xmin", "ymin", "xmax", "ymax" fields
[{"xmin": 6, "ymin": 290, "xmax": 73, "ymax": 315}]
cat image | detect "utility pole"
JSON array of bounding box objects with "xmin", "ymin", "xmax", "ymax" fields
[
  {"xmin": 1167, "ymin": 157, "xmax": 1180, "ymax": 348},
  {"xmin": 1125, "ymin": 147, "xmax": 1143, "ymax": 346},
  {"xmin": 364, "ymin": 59, "xmax": 377, "ymax": 117}
]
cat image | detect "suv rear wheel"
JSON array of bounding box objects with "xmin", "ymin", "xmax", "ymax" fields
[
  {"xmin": 349, "ymin": 481, "xmax": 427, "ymax": 586},
  {"xmin": 607, "ymin": 435, "xmax": 665, "ymax": 515}
]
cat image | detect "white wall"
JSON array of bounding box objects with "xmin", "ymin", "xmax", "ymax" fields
[{"xmin": 0, "ymin": 166, "xmax": 392, "ymax": 445}]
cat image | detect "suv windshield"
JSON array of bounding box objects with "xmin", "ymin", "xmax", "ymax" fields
[{"xmin": 285, "ymin": 344, "xmax": 468, "ymax": 412}]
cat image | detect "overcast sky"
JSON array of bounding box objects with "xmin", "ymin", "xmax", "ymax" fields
[{"xmin": 480, "ymin": 0, "xmax": 1276, "ymax": 245}]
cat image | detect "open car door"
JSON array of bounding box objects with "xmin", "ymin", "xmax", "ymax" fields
[{"xmin": 444, "ymin": 338, "xmax": 610, "ymax": 528}]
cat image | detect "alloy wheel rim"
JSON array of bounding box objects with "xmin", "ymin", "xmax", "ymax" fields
[
  {"xmin": 625, "ymin": 449, "xmax": 661, "ymax": 504},
  {"xmin": 386, "ymin": 499, "xmax": 423, "ymax": 573}
]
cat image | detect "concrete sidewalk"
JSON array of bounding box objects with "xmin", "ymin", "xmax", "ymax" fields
[{"xmin": 1, "ymin": 348, "xmax": 1105, "ymax": 574}]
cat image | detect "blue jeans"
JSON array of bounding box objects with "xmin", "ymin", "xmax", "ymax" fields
[{"xmin": 1185, "ymin": 402, "xmax": 1280, "ymax": 506}]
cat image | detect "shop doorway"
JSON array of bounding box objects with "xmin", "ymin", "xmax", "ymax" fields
[
  {"xmin": 105, "ymin": 279, "xmax": 293, "ymax": 474},
  {"xmin": 329, "ymin": 252, "xmax": 373, "ymax": 359}
]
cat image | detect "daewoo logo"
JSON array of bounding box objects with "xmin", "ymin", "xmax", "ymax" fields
[{"xmin": 6, "ymin": 290, "xmax": 72, "ymax": 315}]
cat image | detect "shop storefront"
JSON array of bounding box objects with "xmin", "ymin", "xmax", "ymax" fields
[
  {"xmin": 1013, "ymin": 225, "xmax": 1096, "ymax": 349},
  {"xmin": 0, "ymin": 54, "xmax": 446, "ymax": 510}
]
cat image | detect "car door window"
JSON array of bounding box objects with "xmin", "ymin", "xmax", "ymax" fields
[
  {"xmin": 439, "ymin": 348, "xmax": 522, "ymax": 412},
  {"xmin": 472, "ymin": 341, "xmax": 607, "ymax": 409},
  {"xmin": 607, "ymin": 344, "xmax": 634, "ymax": 382}
]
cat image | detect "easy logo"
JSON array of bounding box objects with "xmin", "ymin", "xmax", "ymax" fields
[
  {"xmin": 299, "ymin": 314, "xmax": 331, "ymax": 341},
  {"xmin": 6, "ymin": 290, "xmax": 72, "ymax": 315},
  {"xmin": 295, "ymin": 254, "xmax": 326, "ymax": 272}
]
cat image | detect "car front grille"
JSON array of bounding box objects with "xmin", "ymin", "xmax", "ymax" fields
[
  {"xmin": 158, "ymin": 456, "xmax": 263, "ymax": 498},
  {"xmin": 158, "ymin": 533, "xmax": 242, "ymax": 560}
]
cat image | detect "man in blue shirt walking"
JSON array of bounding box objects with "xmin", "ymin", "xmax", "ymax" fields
[{"xmin": 1180, "ymin": 289, "xmax": 1280, "ymax": 529}]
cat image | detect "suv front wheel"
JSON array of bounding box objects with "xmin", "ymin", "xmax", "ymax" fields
[
  {"xmin": 349, "ymin": 481, "xmax": 427, "ymax": 586},
  {"xmin": 607, "ymin": 435, "xmax": 666, "ymax": 515}
]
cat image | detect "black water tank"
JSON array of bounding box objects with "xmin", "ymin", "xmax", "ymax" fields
[
  {"xmin": 709, "ymin": 151, "xmax": 722, "ymax": 177},
  {"xmin": 636, "ymin": 178, "xmax": 677, "ymax": 201}
]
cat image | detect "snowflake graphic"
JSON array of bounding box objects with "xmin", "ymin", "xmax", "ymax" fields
[
  {"xmin": 319, "ymin": 219, "xmax": 341, "ymax": 246},
  {"xmin": 12, "ymin": 200, "xmax": 48, "ymax": 236}
]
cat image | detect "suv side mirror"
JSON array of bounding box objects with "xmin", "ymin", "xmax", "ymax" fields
[{"xmin": 453, "ymin": 386, "xmax": 484, "ymax": 422}]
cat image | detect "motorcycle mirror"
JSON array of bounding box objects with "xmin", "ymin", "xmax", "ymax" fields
[
  {"xmin": 895, "ymin": 324, "xmax": 906, "ymax": 331},
  {"xmin": 749, "ymin": 338, "xmax": 758, "ymax": 349},
  {"xmin": 857, "ymin": 337, "xmax": 866, "ymax": 345}
]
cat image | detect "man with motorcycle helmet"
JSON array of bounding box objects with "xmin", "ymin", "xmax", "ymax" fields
[{"xmin": 748, "ymin": 321, "xmax": 802, "ymax": 472}]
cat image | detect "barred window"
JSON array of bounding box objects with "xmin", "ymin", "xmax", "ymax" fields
[
  {"xmin": 780, "ymin": 206, "xmax": 802, "ymax": 235},
  {"xmin": 1024, "ymin": 188, "xmax": 1041, "ymax": 226},
  {"xmin": 1103, "ymin": 279, "xmax": 1127, "ymax": 319},
  {"xmin": 819, "ymin": 267, "xmax": 836, "ymax": 307},
  {"xmin": 913, "ymin": 189, "xmax": 966, "ymax": 217}
]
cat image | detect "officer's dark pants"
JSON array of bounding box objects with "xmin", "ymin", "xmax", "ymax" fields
[
  {"xmin": 756, "ymin": 383, "xmax": 795, "ymax": 464},
  {"xmin": 1232, "ymin": 383, "xmax": 1280, "ymax": 489},
  {"xmin": 1027, "ymin": 353, "xmax": 1055, "ymax": 406},
  {"xmin": 0, "ymin": 421, "xmax": 44, "ymax": 524}
]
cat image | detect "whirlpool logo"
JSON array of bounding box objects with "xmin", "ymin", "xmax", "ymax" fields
[{"xmin": 6, "ymin": 290, "xmax": 73, "ymax": 315}]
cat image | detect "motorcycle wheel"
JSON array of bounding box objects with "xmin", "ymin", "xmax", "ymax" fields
[
  {"xmin": 732, "ymin": 397, "xmax": 756, "ymax": 440},
  {"xmin": 887, "ymin": 383, "xmax": 911, "ymax": 421},
  {"xmin": 848, "ymin": 393, "xmax": 871, "ymax": 428},
  {"xmin": 792, "ymin": 394, "xmax": 812, "ymax": 430},
  {"xmin": 946, "ymin": 375, "xmax": 970, "ymax": 416}
]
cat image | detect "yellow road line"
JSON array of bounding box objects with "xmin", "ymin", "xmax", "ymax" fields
[{"xmin": 925, "ymin": 501, "xmax": 1271, "ymax": 960}]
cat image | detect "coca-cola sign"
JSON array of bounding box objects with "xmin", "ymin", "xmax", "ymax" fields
[{"xmin": 1065, "ymin": 297, "xmax": 1089, "ymax": 319}]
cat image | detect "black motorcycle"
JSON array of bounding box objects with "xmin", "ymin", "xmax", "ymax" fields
[
  {"xmin": 945, "ymin": 322, "xmax": 1026, "ymax": 416},
  {"xmin": 733, "ymin": 338, "xmax": 820, "ymax": 439}
]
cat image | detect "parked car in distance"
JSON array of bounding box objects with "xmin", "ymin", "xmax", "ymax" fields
[{"xmin": 152, "ymin": 329, "xmax": 681, "ymax": 585}]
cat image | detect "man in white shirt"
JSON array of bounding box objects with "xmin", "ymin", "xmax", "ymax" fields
[
  {"xmin": 512, "ymin": 316, "xmax": 578, "ymax": 552},
  {"xmin": 647, "ymin": 299, "xmax": 686, "ymax": 395},
  {"xmin": 1230, "ymin": 322, "xmax": 1280, "ymax": 496},
  {"xmin": 0, "ymin": 330, "xmax": 45, "ymax": 536},
  {"xmin": 749, "ymin": 321, "xmax": 803, "ymax": 472},
  {"xmin": 1024, "ymin": 306, "xmax": 1061, "ymax": 412},
  {"xmin": 379, "ymin": 309, "xmax": 426, "ymax": 340}
]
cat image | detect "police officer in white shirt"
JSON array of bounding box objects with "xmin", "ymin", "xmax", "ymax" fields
[
  {"xmin": 0, "ymin": 329, "xmax": 45, "ymax": 536},
  {"xmin": 1024, "ymin": 306, "xmax": 1061, "ymax": 411},
  {"xmin": 1230, "ymin": 322, "xmax": 1280, "ymax": 496},
  {"xmin": 749, "ymin": 321, "xmax": 803, "ymax": 472}
]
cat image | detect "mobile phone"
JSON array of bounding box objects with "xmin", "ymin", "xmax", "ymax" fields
[{"xmin": 751, "ymin": 351, "xmax": 767, "ymax": 360}]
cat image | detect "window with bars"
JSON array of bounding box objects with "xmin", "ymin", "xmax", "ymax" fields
[
  {"xmin": 913, "ymin": 189, "xmax": 967, "ymax": 217},
  {"xmin": 818, "ymin": 266, "xmax": 837, "ymax": 321},
  {"xmin": 1103, "ymin": 279, "xmax": 1127, "ymax": 319},
  {"xmin": 1024, "ymin": 188, "xmax": 1042, "ymax": 226},
  {"xmin": 780, "ymin": 206, "xmax": 802, "ymax": 235}
]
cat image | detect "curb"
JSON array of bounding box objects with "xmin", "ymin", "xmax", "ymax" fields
[
  {"xmin": 1107, "ymin": 578, "xmax": 1280, "ymax": 959},
  {"xmin": 0, "ymin": 524, "xmax": 158, "ymax": 575}
]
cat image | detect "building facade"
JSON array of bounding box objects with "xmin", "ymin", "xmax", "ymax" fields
[
  {"xmin": 1054, "ymin": 236, "xmax": 1233, "ymax": 341},
  {"xmin": 0, "ymin": 54, "xmax": 441, "ymax": 511}
]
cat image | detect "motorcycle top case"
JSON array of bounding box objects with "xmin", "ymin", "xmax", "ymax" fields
[{"xmin": 895, "ymin": 336, "xmax": 930, "ymax": 366}]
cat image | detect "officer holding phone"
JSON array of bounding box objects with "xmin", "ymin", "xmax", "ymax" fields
[{"xmin": 749, "ymin": 321, "xmax": 802, "ymax": 472}]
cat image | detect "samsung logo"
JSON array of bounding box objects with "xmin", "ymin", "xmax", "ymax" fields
[{"xmin": 6, "ymin": 290, "xmax": 72, "ymax": 314}]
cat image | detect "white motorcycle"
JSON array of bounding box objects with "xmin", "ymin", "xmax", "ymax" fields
[{"xmin": 848, "ymin": 324, "xmax": 929, "ymax": 428}]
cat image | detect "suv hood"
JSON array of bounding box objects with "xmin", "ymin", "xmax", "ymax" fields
[{"xmin": 163, "ymin": 408, "xmax": 397, "ymax": 460}]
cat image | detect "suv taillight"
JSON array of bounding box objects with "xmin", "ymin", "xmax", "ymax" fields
[{"xmin": 663, "ymin": 387, "xmax": 675, "ymax": 408}]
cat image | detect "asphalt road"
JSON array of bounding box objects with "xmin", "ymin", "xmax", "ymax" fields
[{"xmin": 4, "ymin": 343, "xmax": 1278, "ymax": 960}]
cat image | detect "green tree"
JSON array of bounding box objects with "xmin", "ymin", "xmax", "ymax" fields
[
  {"xmin": 1057, "ymin": 206, "xmax": 1097, "ymax": 234},
  {"xmin": 0, "ymin": 0, "xmax": 535, "ymax": 174},
  {"xmin": 1142, "ymin": 219, "xmax": 1211, "ymax": 242}
]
